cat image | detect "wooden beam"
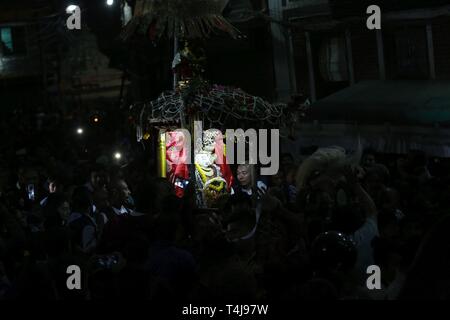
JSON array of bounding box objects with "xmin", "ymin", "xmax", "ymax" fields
[
  {"xmin": 345, "ymin": 28, "xmax": 355, "ymax": 85},
  {"xmin": 426, "ymin": 24, "xmax": 436, "ymax": 80},
  {"xmin": 376, "ymin": 30, "xmax": 386, "ymax": 80},
  {"xmin": 383, "ymin": 5, "xmax": 450, "ymax": 20},
  {"xmin": 305, "ymin": 31, "xmax": 316, "ymax": 102}
]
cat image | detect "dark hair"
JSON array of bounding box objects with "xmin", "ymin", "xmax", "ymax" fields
[
  {"xmin": 43, "ymin": 193, "xmax": 68, "ymax": 228},
  {"xmin": 408, "ymin": 150, "xmax": 428, "ymax": 168},
  {"xmin": 365, "ymin": 164, "xmax": 390, "ymax": 185},
  {"xmin": 154, "ymin": 210, "xmax": 181, "ymax": 242},
  {"xmin": 363, "ymin": 148, "xmax": 377, "ymax": 157},
  {"xmin": 71, "ymin": 186, "xmax": 93, "ymax": 213},
  {"xmin": 133, "ymin": 178, "xmax": 158, "ymax": 214},
  {"xmin": 90, "ymin": 163, "xmax": 107, "ymax": 174},
  {"xmin": 135, "ymin": 177, "xmax": 176, "ymax": 215},
  {"xmin": 107, "ymin": 177, "xmax": 126, "ymax": 196},
  {"xmin": 330, "ymin": 205, "xmax": 365, "ymax": 235}
]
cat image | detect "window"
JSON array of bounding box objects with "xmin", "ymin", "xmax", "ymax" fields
[
  {"xmin": 384, "ymin": 25, "xmax": 429, "ymax": 80},
  {"xmin": 0, "ymin": 26, "xmax": 27, "ymax": 56},
  {"xmin": 310, "ymin": 32, "xmax": 350, "ymax": 99},
  {"xmin": 319, "ymin": 36, "xmax": 349, "ymax": 82},
  {"xmin": 0, "ymin": 28, "xmax": 13, "ymax": 52}
]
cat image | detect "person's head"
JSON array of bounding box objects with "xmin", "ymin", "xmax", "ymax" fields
[
  {"xmin": 89, "ymin": 164, "xmax": 109, "ymax": 191},
  {"xmin": 281, "ymin": 153, "xmax": 294, "ymax": 167},
  {"xmin": 45, "ymin": 174, "xmax": 62, "ymax": 194},
  {"xmin": 270, "ymin": 170, "xmax": 285, "ymax": 188},
  {"xmin": 407, "ymin": 150, "xmax": 428, "ymax": 173},
  {"xmin": 133, "ymin": 178, "xmax": 175, "ymax": 216},
  {"xmin": 285, "ymin": 165, "xmax": 297, "ymax": 185},
  {"xmin": 154, "ymin": 197, "xmax": 182, "ymax": 242},
  {"xmin": 377, "ymin": 209, "xmax": 401, "ymax": 242},
  {"xmin": 363, "ymin": 164, "xmax": 390, "ymax": 195},
  {"xmin": 108, "ymin": 178, "xmax": 131, "ymax": 207},
  {"xmin": 43, "ymin": 193, "xmax": 70, "ymax": 223},
  {"xmin": 71, "ymin": 186, "xmax": 93, "ymax": 214},
  {"xmin": 362, "ymin": 149, "xmax": 377, "ymax": 168},
  {"xmin": 93, "ymin": 188, "xmax": 110, "ymax": 212},
  {"xmin": 380, "ymin": 188, "xmax": 400, "ymax": 213},
  {"xmin": 236, "ymin": 164, "xmax": 254, "ymax": 189}
]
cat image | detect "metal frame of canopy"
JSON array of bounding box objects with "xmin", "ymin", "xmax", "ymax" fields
[
  {"xmin": 131, "ymin": 82, "xmax": 292, "ymax": 179},
  {"xmin": 120, "ymin": 0, "xmax": 242, "ymax": 41}
]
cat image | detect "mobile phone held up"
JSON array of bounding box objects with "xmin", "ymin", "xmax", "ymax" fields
[
  {"xmin": 97, "ymin": 254, "xmax": 119, "ymax": 269},
  {"xmin": 256, "ymin": 181, "xmax": 267, "ymax": 200},
  {"xmin": 27, "ymin": 184, "xmax": 35, "ymax": 201}
]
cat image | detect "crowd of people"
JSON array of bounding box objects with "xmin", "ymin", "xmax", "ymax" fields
[{"xmin": 1, "ymin": 108, "xmax": 450, "ymax": 300}]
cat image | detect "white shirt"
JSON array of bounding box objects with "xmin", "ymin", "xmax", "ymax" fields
[
  {"xmin": 231, "ymin": 181, "xmax": 267, "ymax": 196},
  {"xmin": 112, "ymin": 205, "xmax": 130, "ymax": 216}
]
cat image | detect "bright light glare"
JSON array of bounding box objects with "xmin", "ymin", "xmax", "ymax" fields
[
  {"xmin": 93, "ymin": 117, "xmax": 99, "ymax": 123},
  {"xmin": 107, "ymin": 0, "xmax": 114, "ymax": 6},
  {"xmin": 114, "ymin": 152, "xmax": 122, "ymax": 160},
  {"xmin": 77, "ymin": 128, "xmax": 84, "ymax": 135},
  {"xmin": 66, "ymin": 5, "xmax": 78, "ymax": 14}
]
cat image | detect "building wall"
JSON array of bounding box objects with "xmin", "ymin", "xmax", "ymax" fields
[
  {"xmin": 350, "ymin": 26, "xmax": 379, "ymax": 81},
  {"xmin": 0, "ymin": 23, "xmax": 42, "ymax": 79},
  {"xmin": 433, "ymin": 18, "xmax": 450, "ymax": 80},
  {"xmin": 291, "ymin": 15, "xmax": 450, "ymax": 100}
]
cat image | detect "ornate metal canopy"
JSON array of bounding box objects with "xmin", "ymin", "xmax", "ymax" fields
[{"xmin": 121, "ymin": 0, "xmax": 241, "ymax": 40}]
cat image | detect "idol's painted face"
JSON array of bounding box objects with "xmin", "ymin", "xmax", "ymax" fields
[
  {"xmin": 237, "ymin": 165, "xmax": 251, "ymax": 187},
  {"xmin": 203, "ymin": 130, "xmax": 220, "ymax": 153},
  {"xmin": 195, "ymin": 152, "xmax": 214, "ymax": 167}
]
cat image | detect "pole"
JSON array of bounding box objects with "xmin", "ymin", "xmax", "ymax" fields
[{"xmin": 173, "ymin": 36, "xmax": 179, "ymax": 90}]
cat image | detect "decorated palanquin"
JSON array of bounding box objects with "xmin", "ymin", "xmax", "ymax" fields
[
  {"xmin": 125, "ymin": 0, "xmax": 306, "ymax": 208},
  {"xmin": 132, "ymin": 78, "xmax": 301, "ymax": 207}
]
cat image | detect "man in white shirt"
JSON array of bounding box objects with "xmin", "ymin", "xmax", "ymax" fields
[
  {"xmin": 231, "ymin": 164, "xmax": 267, "ymax": 198},
  {"xmin": 108, "ymin": 178, "xmax": 133, "ymax": 217}
]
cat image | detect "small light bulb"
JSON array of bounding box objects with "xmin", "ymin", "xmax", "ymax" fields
[
  {"xmin": 66, "ymin": 5, "xmax": 78, "ymax": 14},
  {"xmin": 107, "ymin": 0, "xmax": 114, "ymax": 6},
  {"xmin": 93, "ymin": 117, "xmax": 99, "ymax": 123},
  {"xmin": 114, "ymin": 152, "xmax": 122, "ymax": 160},
  {"xmin": 77, "ymin": 128, "xmax": 84, "ymax": 134}
]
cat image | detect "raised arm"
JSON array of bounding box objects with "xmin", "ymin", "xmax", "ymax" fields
[{"xmin": 345, "ymin": 166, "xmax": 377, "ymax": 219}]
